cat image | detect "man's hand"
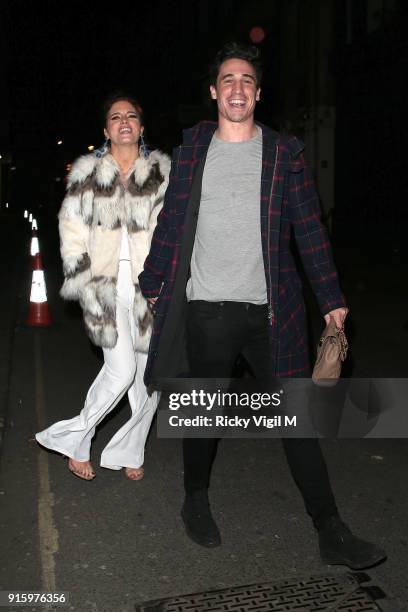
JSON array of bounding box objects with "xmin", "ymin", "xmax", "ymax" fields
[
  {"xmin": 324, "ymin": 307, "xmax": 348, "ymax": 329},
  {"xmin": 147, "ymin": 297, "xmax": 158, "ymax": 307}
]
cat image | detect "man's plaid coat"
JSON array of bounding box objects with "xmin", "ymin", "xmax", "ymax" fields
[{"xmin": 139, "ymin": 121, "xmax": 345, "ymax": 385}]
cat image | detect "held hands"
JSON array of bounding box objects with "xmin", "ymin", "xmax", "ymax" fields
[
  {"xmin": 147, "ymin": 282, "xmax": 164, "ymax": 309},
  {"xmin": 324, "ymin": 307, "xmax": 349, "ymax": 329},
  {"xmin": 147, "ymin": 297, "xmax": 158, "ymax": 311}
]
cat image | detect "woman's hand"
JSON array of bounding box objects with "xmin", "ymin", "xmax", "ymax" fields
[{"xmin": 324, "ymin": 307, "xmax": 349, "ymax": 329}]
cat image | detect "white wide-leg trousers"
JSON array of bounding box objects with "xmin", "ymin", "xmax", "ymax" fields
[{"xmin": 35, "ymin": 260, "xmax": 158, "ymax": 470}]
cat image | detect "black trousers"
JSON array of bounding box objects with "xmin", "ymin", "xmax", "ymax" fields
[{"xmin": 184, "ymin": 300, "xmax": 338, "ymax": 529}]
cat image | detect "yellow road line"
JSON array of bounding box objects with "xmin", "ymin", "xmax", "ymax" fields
[{"xmin": 34, "ymin": 333, "xmax": 59, "ymax": 592}]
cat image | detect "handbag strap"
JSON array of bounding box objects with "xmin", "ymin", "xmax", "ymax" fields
[
  {"xmin": 338, "ymin": 328, "xmax": 348, "ymax": 361},
  {"xmin": 318, "ymin": 325, "xmax": 348, "ymax": 362}
]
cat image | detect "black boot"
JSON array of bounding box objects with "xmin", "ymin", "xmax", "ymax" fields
[
  {"xmin": 318, "ymin": 516, "xmax": 387, "ymax": 570},
  {"xmin": 181, "ymin": 490, "xmax": 221, "ymax": 548}
]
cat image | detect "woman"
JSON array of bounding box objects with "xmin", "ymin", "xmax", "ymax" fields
[{"xmin": 36, "ymin": 92, "xmax": 170, "ymax": 480}]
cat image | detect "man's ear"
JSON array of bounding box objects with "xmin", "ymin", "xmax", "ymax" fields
[
  {"xmin": 256, "ymin": 88, "xmax": 261, "ymax": 102},
  {"xmin": 104, "ymin": 128, "xmax": 109, "ymax": 139},
  {"xmin": 210, "ymin": 85, "xmax": 217, "ymax": 100}
]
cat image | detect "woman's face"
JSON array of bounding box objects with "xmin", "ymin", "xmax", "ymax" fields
[{"xmin": 104, "ymin": 100, "xmax": 143, "ymax": 147}]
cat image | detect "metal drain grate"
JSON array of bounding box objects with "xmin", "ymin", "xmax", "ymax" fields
[{"xmin": 135, "ymin": 572, "xmax": 384, "ymax": 611}]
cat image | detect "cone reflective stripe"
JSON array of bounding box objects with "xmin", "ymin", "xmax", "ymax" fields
[
  {"xmin": 30, "ymin": 236, "xmax": 39, "ymax": 256},
  {"xmin": 32, "ymin": 218, "xmax": 38, "ymax": 230},
  {"xmin": 30, "ymin": 228, "xmax": 39, "ymax": 256},
  {"xmin": 27, "ymin": 253, "xmax": 52, "ymax": 327},
  {"xmin": 29, "ymin": 213, "xmax": 33, "ymax": 222},
  {"xmin": 31, "ymin": 270, "xmax": 47, "ymax": 302},
  {"xmin": 24, "ymin": 210, "xmax": 28, "ymax": 218}
]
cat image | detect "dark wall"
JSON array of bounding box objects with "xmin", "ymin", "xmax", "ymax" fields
[{"xmin": 333, "ymin": 7, "xmax": 408, "ymax": 248}]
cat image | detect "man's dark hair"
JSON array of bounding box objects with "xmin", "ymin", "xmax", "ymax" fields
[
  {"xmin": 209, "ymin": 41, "xmax": 263, "ymax": 86},
  {"xmin": 101, "ymin": 91, "xmax": 144, "ymax": 126}
]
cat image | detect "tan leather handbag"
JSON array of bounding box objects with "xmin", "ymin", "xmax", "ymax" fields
[{"xmin": 312, "ymin": 319, "xmax": 348, "ymax": 387}]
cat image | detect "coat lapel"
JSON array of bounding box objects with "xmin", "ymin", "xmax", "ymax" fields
[{"xmin": 259, "ymin": 126, "xmax": 281, "ymax": 324}]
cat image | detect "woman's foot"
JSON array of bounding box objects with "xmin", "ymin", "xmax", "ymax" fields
[
  {"xmin": 68, "ymin": 458, "xmax": 96, "ymax": 481},
  {"xmin": 124, "ymin": 467, "xmax": 144, "ymax": 481}
]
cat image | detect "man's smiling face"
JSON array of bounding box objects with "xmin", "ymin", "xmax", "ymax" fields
[{"xmin": 210, "ymin": 58, "xmax": 261, "ymax": 124}]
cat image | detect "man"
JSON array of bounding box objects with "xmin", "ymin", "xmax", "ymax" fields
[{"xmin": 139, "ymin": 42, "xmax": 385, "ymax": 569}]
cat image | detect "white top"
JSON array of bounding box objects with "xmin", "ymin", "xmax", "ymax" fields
[{"xmin": 119, "ymin": 226, "xmax": 131, "ymax": 261}]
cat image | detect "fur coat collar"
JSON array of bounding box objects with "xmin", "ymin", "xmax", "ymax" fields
[{"xmin": 65, "ymin": 150, "xmax": 170, "ymax": 231}]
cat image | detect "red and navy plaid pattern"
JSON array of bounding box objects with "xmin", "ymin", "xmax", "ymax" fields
[{"xmin": 139, "ymin": 121, "xmax": 346, "ymax": 383}]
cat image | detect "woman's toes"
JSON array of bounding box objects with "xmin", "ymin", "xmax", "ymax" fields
[
  {"xmin": 68, "ymin": 459, "xmax": 95, "ymax": 481},
  {"xmin": 124, "ymin": 467, "xmax": 144, "ymax": 481}
]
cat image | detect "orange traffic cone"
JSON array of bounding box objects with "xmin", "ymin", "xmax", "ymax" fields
[{"xmin": 27, "ymin": 253, "xmax": 52, "ymax": 327}]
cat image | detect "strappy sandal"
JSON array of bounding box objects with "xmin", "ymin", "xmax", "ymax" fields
[{"xmin": 68, "ymin": 458, "xmax": 96, "ymax": 481}]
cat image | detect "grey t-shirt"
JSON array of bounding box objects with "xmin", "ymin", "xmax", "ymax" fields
[{"xmin": 186, "ymin": 128, "xmax": 267, "ymax": 304}]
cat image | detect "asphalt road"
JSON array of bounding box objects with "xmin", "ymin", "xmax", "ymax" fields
[{"xmin": 0, "ymin": 212, "xmax": 407, "ymax": 611}]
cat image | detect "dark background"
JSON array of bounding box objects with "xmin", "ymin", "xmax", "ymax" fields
[
  {"xmin": 1, "ymin": 0, "xmax": 407, "ymax": 248},
  {"xmin": 0, "ymin": 6, "xmax": 407, "ymax": 609}
]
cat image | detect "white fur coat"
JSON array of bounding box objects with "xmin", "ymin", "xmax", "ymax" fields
[{"xmin": 59, "ymin": 150, "xmax": 170, "ymax": 351}]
